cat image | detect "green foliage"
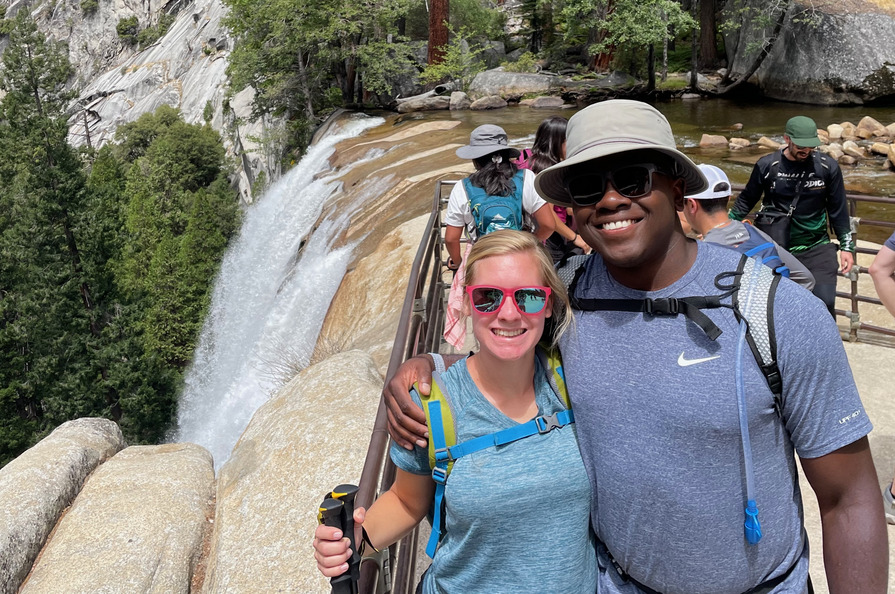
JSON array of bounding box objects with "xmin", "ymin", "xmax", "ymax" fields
[
  {"xmin": 223, "ymin": 0, "xmax": 416, "ymax": 159},
  {"xmin": 356, "ymin": 39, "xmax": 417, "ymax": 98},
  {"xmin": 403, "ymin": 0, "xmax": 504, "ymax": 41},
  {"xmin": 591, "ymin": 1, "xmax": 696, "ymax": 55},
  {"xmin": 136, "ymin": 13, "xmax": 175, "ymax": 48},
  {"xmin": 203, "ymin": 100, "xmax": 214, "ymax": 123},
  {"xmin": 116, "ymin": 16, "xmax": 139, "ymax": 44},
  {"xmin": 0, "ymin": 21, "xmax": 238, "ymax": 465},
  {"xmin": 502, "ymin": 51, "xmax": 538, "ymax": 73},
  {"xmin": 80, "ymin": 0, "xmax": 99, "ymax": 15},
  {"xmin": 419, "ymin": 26, "xmax": 486, "ymax": 91}
]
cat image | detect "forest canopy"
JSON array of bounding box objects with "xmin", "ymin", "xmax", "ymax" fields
[{"xmin": 0, "ymin": 13, "xmax": 239, "ymax": 465}]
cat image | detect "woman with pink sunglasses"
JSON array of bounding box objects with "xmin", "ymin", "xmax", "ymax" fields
[{"xmin": 313, "ymin": 230, "xmax": 595, "ymax": 593}]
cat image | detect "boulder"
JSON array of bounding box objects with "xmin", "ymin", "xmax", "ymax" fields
[
  {"xmin": 889, "ymin": 143, "xmax": 895, "ymax": 164},
  {"xmin": 449, "ymin": 91, "xmax": 471, "ymax": 111},
  {"xmin": 757, "ymin": 136, "xmax": 782, "ymax": 150},
  {"xmin": 700, "ymin": 134, "xmax": 728, "ymax": 148},
  {"xmin": 826, "ymin": 147, "xmax": 846, "ymax": 161},
  {"xmin": 828, "ymin": 124, "xmax": 844, "ymax": 140},
  {"xmin": 0, "ymin": 418, "xmax": 124, "ymax": 594},
  {"xmin": 467, "ymin": 69, "xmax": 551, "ymax": 99},
  {"xmin": 680, "ymin": 93, "xmax": 701, "ymax": 100},
  {"xmin": 871, "ymin": 142, "xmax": 891, "ymax": 156},
  {"xmin": 318, "ymin": 215, "xmax": 429, "ymax": 371},
  {"xmin": 841, "ymin": 122, "xmax": 857, "ymax": 139},
  {"xmin": 201, "ymin": 351, "xmax": 382, "ymax": 594},
  {"xmin": 857, "ymin": 116, "xmax": 887, "ymax": 138},
  {"xmin": 396, "ymin": 95, "xmax": 451, "ymax": 113},
  {"xmin": 20, "ymin": 444, "xmax": 213, "ymax": 594},
  {"xmin": 723, "ymin": 5, "xmax": 895, "ymax": 104},
  {"xmin": 839, "ymin": 155, "xmax": 859, "ymax": 165},
  {"xmin": 887, "ymin": 123, "xmax": 895, "ymax": 137},
  {"xmin": 817, "ymin": 129, "xmax": 830, "ymax": 144},
  {"xmin": 729, "ymin": 138, "xmax": 751, "ymax": 149},
  {"xmin": 842, "ymin": 140, "xmax": 866, "ymax": 159},
  {"xmin": 529, "ymin": 96, "xmax": 565, "ymax": 108},
  {"xmin": 480, "ymin": 41, "xmax": 507, "ymax": 69},
  {"xmin": 470, "ymin": 95, "xmax": 509, "ymax": 110}
]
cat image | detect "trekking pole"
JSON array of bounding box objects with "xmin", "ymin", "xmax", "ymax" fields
[
  {"xmin": 330, "ymin": 484, "xmax": 362, "ymax": 588},
  {"xmin": 318, "ymin": 496, "xmax": 358, "ymax": 594}
]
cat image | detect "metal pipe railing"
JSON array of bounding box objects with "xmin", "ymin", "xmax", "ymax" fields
[
  {"xmin": 730, "ymin": 184, "xmax": 895, "ymax": 342},
  {"xmin": 356, "ymin": 180, "xmax": 454, "ymax": 593}
]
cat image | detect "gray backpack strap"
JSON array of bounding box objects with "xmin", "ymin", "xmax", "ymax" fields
[
  {"xmin": 557, "ymin": 254, "xmax": 591, "ymax": 292},
  {"xmin": 430, "ymin": 352, "xmax": 446, "ymax": 375},
  {"xmin": 733, "ymin": 255, "xmax": 784, "ymax": 416}
]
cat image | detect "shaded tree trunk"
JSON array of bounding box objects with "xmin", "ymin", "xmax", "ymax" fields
[
  {"xmin": 647, "ymin": 44, "xmax": 656, "ymax": 91},
  {"xmin": 719, "ymin": 0, "xmax": 790, "ymax": 93},
  {"xmin": 428, "ymin": 0, "xmax": 449, "ymax": 65},
  {"xmin": 698, "ymin": 0, "xmax": 720, "ymax": 68}
]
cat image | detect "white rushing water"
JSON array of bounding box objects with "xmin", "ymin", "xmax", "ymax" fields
[{"xmin": 173, "ymin": 114, "xmax": 385, "ymax": 469}]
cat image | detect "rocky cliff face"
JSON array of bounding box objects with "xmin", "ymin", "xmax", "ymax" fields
[
  {"xmin": 726, "ymin": 2, "xmax": 895, "ymax": 105},
  {"xmin": 4, "ymin": 0, "xmax": 272, "ymax": 201}
]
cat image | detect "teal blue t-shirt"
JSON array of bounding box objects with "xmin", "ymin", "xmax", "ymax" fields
[{"xmin": 390, "ymin": 356, "xmax": 596, "ymax": 594}]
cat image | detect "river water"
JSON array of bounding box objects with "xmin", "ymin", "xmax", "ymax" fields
[{"xmin": 382, "ymin": 98, "xmax": 895, "ymax": 244}]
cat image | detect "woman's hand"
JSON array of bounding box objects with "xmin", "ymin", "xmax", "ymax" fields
[{"xmin": 313, "ymin": 507, "xmax": 366, "ymax": 577}]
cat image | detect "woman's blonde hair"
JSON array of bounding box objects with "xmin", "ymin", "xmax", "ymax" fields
[{"xmin": 463, "ymin": 230, "xmax": 573, "ymax": 346}]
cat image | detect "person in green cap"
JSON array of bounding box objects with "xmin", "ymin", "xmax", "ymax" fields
[{"xmin": 729, "ymin": 115, "xmax": 855, "ymax": 316}]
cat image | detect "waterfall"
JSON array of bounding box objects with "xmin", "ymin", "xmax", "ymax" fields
[{"xmin": 173, "ymin": 113, "xmax": 385, "ymax": 469}]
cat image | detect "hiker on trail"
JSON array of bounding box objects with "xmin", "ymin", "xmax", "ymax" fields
[
  {"xmin": 517, "ymin": 116, "xmax": 590, "ymax": 263},
  {"xmin": 313, "ymin": 230, "xmax": 595, "ymax": 593},
  {"xmin": 442, "ymin": 124, "xmax": 554, "ymax": 349},
  {"xmin": 683, "ymin": 163, "xmax": 815, "ymax": 290},
  {"xmin": 385, "ymin": 100, "xmax": 886, "ymax": 594},
  {"xmin": 870, "ymin": 231, "xmax": 895, "ymax": 524},
  {"xmin": 729, "ymin": 115, "xmax": 855, "ymax": 317}
]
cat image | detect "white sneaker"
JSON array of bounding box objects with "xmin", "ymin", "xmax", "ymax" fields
[{"xmin": 883, "ymin": 484, "xmax": 895, "ymax": 525}]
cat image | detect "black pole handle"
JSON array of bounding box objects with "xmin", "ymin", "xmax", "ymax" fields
[
  {"xmin": 330, "ymin": 484, "xmax": 361, "ymax": 585},
  {"xmin": 318, "ymin": 496, "xmax": 357, "ymax": 594}
]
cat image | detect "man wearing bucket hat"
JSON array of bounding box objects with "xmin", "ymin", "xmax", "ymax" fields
[
  {"xmin": 682, "ymin": 163, "xmax": 815, "ymax": 290},
  {"xmin": 729, "ymin": 116, "xmax": 855, "ymax": 317},
  {"xmin": 384, "ymin": 100, "xmax": 885, "ymax": 594}
]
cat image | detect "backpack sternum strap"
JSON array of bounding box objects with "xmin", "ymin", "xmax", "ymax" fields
[{"xmin": 572, "ymin": 296, "xmax": 725, "ymax": 340}]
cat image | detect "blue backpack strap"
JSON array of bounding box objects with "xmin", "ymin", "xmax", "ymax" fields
[
  {"xmin": 446, "ymin": 409, "xmax": 574, "ymax": 460},
  {"xmin": 421, "ymin": 351, "xmax": 573, "ymax": 558},
  {"xmin": 423, "ymin": 369, "xmax": 454, "ymax": 558},
  {"xmin": 739, "ymin": 224, "xmax": 789, "ymax": 278}
]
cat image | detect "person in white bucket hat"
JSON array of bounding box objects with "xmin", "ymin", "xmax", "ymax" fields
[{"xmin": 384, "ymin": 100, "xmax": 886, "ymax": 594}]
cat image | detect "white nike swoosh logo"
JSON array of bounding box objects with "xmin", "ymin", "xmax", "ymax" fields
[{"xmin": 678, "ymin": 353, "xmax": 721, "ymax": 367}]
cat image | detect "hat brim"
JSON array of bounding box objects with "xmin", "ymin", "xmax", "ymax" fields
[
  {"xmin": 456, "ymin": 144, "xmax": 521, "ymax": 160},
  {"xmin": 534, "ymin": 143, "xmax": 709, "ymax": 208},
  {"xmin": 788, "ymin": 136, "xmax": 821, "ymax": 148}
]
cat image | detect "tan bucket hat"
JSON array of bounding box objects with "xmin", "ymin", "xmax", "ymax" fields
[{"xmin": 534, "ymin": 100, "xmax": 708, "ymax": 207}]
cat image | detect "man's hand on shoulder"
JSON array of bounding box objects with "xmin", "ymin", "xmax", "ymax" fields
[{"xmin": 384, "ymin": 355, "xmax": 435, "ymax": 450}]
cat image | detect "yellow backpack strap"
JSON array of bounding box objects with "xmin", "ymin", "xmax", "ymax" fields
[
  {"xmin": 417, "ymin": 369, "xmax": 456, "ymax": 557},
  {"xmin": 417, "ymin": 370, "xmax": 456, "ymax": 475},
  {"xmin": 538, "ymin": 345, "xmax": 571, "ymax": 408}
]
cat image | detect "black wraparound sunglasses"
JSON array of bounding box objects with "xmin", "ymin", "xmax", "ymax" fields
[{"xmin": 563, "ymin": 163, "xmax": 665, "ymax": 206}]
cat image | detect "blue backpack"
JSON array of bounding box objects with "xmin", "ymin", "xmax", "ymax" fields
[{"xmin": 462, "ymin": 170, "xmax": 525, "ymax": 236}]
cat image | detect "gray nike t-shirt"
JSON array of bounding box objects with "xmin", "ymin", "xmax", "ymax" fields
[{"xmin": 561, "ymin": 241, "xmax": 871, "ymax": 594}]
